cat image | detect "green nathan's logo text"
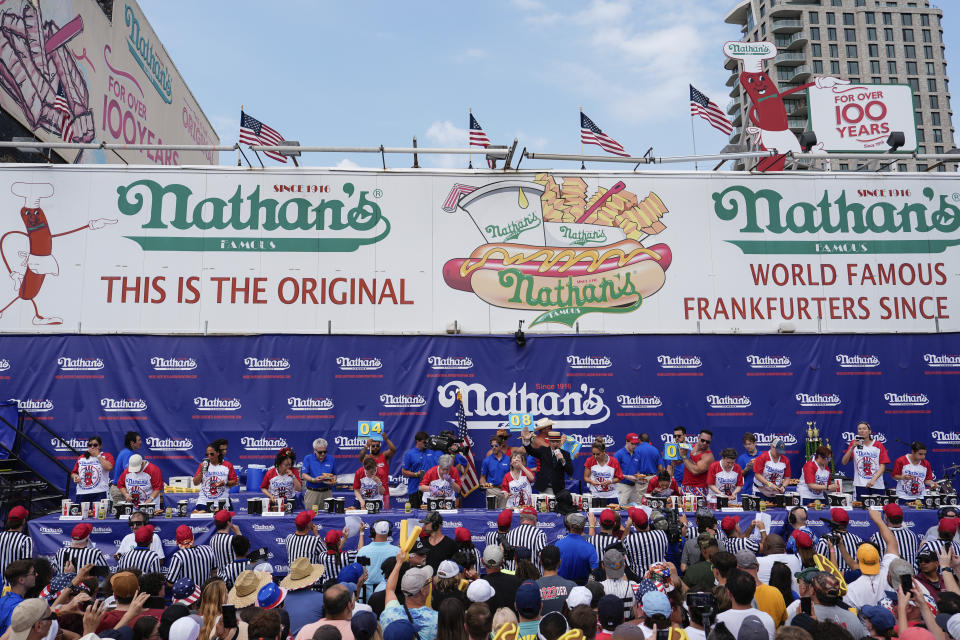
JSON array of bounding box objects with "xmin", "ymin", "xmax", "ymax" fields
[
  {"xmin": 117, "ymin": 179, "xmax": 390, "ymax": 252},
  {"xmin": 713, "ymin": 185, "xmax": 960, "ymax": 254}
]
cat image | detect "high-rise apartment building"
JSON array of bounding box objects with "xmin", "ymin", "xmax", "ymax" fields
[{"xmin": 724, "ymin": 0, "xmax": 955, "ymax": 171}]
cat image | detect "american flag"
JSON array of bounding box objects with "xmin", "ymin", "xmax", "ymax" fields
[
  {"xmin": 469, "ymin": 113, "xmax": 491, "ymax": 148},
  {"xmin": 455, "ymin": 390, "xmax": 480, "ymax": 496},
  {"xmin": 54, "ymin": 86, "xmax": 73, "ymax": 142},
  {"xmin": 690, "ymin": 85, "xmax": 734, "ymax": 135},
  {"xmin": 580, "ymin": 111, "xmax": 629, "ymax": 157},
  {"xmin": 239, "ymin": 110, "xmax": 287, "ymax": 163}
]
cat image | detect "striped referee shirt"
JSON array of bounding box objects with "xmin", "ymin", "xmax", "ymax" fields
[
  {"xmin": 870, "ymin": 526, "xmax": 919, "ymax": 568},
  {"xmin": 815, "ymin": 530, "xmax": 863, "ymax": 573},
  {"xmin": 117, "ymin": 547, "xmax": 163, "ymax": 575},
  {"xmin": 322, "ymin": 550, "xmax": 357, "ymax": 582},
  {"xmin": 623, "ymin": 529, "xmax": 668, "ymax": 574},
  {"xmin": 917, "ymin": 538, "xmax": 960, "ymax": 564},
  {"xmin": 587, "ymin": 533, "xmax": 620, "ymax": 563},
  {"xmin": 209, "ymin": 531, "xmax": 234, "ymax": 570},
  {"xmin": 166, "ymin": 545, "xmax": 216, "ymax": 586},
  {"xmin": 218, "ymin": 559, "xmax": 250, "ymax": 589},
  {"xmin": 0, "ymin": 530, "xmax": 33, "ymax": 586},
  {"xmin": 286, "ymin": 533, "xmax": 326, "ymax": 564},
  {"xmin": 601, "ymin": 577, "xmax": 639, "ymax": 619},
  {"xmin": 506, "ymin": 524, "xmax": 547, "ymax": 572},
  {"xmin": 55, "ymin": 546, "xmax": 109, "ymax": 574},
  {"xmin": 722, "ymin": 536, "xmax": 760, "ymax": 555},
  {"xmin": 485, "ymin": 530, "xmax": 515, "ymax": 571}
]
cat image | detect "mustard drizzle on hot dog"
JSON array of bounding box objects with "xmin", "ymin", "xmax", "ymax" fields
[{"xmin": 458, "ymin": 244, "xmax": 662, "ymax": 278}]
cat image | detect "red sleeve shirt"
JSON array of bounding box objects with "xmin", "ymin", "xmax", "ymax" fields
[
  {"xmin": 147, "ymin": 463, "xmax": 163, "ymax": 491},
  {"xmin": 875, "ymin": 442, "xmax": 890, "ymax": 465},
  {"xmin": 117, "ymin": 468, "xmax": 129, "ymax": 489},
  {"xmin": 261, "ymin": 467, "xmax": 278, "ymax": 489},
  {"xmin": 802, "ymin": 459, "xmax": 818, "ymax": 483},
  {"xmin": 706, "ymin": 461, "xmax": 721, "ymax": 487},
  {"xmin": 752, "ymin": 451, "xmax": 771, "ymax": 474}
]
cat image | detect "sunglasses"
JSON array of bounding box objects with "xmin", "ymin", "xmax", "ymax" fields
[
  {"xmin": 130, "ymin": 521, "xmax": 144, "ymax": 528},
  {"xmin": 316, "ymin": 450, "xmax": 327, "ymax": 455},
  {"xmin": 88, "ymin": 443, "xmax": 100, "ymax": 448},
  {"xmin": 918, "ymin": 555, "xmax": 938, "ymax": 563},
  {"xmin": 700, "ymin": 438, "xmax": 712, "ymax": 444}
]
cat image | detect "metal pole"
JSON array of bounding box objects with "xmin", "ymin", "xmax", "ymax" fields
[{"xmin": 690, "ymin": 116, "xmax": 699, "ymax": 170}]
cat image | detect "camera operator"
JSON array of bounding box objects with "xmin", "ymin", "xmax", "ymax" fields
[{"xmin": 840, "ymin": 421, "xmax": 890, "ymax": 500}]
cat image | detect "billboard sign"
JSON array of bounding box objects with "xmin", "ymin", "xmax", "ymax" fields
[{"xmin": 808, "ymin": 83, "xmax": 917, "ymax": 152}]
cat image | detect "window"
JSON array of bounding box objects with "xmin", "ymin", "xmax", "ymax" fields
[
  {"xmin": 846, "ymin": 44, "xmax": 857, "ymax": 57},
  {"xmin": 898, "ymin": 164, "xmax": 908, "ymax": 172},
  {"xmin": 850, "ymin": 77, "xmax": 860, "ymax": 83},
  {"xmin": 882, "ymin": 12, "xmax": 892, "ymax": 25},
  {"xmin": 839, "ymin": 163, "xmax": 849, "ymax": 171},
  {"xmin": 890, "ymin": 76, "xmax": 898, "ymax": 83},
  {"xmin": 906, "ymin": 61, "xmax": 917, "ymax": 74},
  {"xmin": 916, "ymin": 111, "xmax": 923, "ymax": 124},
  {"xmin": 809, "ymin": 11, "xmax": 819, "ymax": 24},
  {"xmin": 830, "ymin": 60, "xmax": 840, "ymax": 74},
  {"xmin": 760, "ymin": 5, "xmax": 766, "ymax": 17},
  {"xmin": 829, "ymin": 44, "xmax": 839, "ymax": 58},
  {"xmin": 872, "ymin": 76, "xmax": 882, "ymax": 83},
  {"xmin": 926, "ymin": 62, "xmax": 935, "ymax": 74},
  {"xmin": 848, "ymin": 61, "xmax": 859, "ymax": 74},
  {"xmin": 936, "ymin": 144, "xmax": 944, "ymax": 153},
  {"xmin": 922, "ymin": 29, "xmax": 932, "ymax": 42},
  {"xmin": 934, "ymin": 129, "xmax": 943, "ymax": 142},
  {"xmin": 870, "ymin": 60, "xmax": 881, "ymax": 74},
  {"xmin": 886, "ymin": 44, "xmax": 896, "ymax": 57},
  {"xmin": 928, "ymin": 78, "xmax": 937, "ymax": 91},
  {"xmin": 901, "ymin": 13, "xmax": 912, "ymax": 25},
  {"xmin": 826, "ymin": 13, "xmax": 836, "ymax": 24},
  {"xmin": 917, "ymin": 129, "xmax": 925, "ymax": 142},
  {"xmin": 812, "ymin": 43, "xmax": 822, "ymax": 56},
  {"xmin": 843, "ymin": 13, "xmax": 854, "ymax": 25},
  {"xmin": 845, "ymin": 28, "xmax": 856, "ymax": 42},
  {"xmin": 921, "ymin": 14, "xmax": 930, "ymax": 26},
  {"xmin": 917, "ymin": 164, "xmax": 928, "ymax": 171},
  {"xmin": 813, "ymin": 60, "xmax": 824, "ymax": 74},
  {"xmin": 930, "ymin": 95, "xmax": 939, "ymax": 109},
  {"xmin": 828, "ymin": 27, "xmax": 837, "ymax": 40},
  {"xmin": 855, "ymin": 0, "xmax": 865, "ymax": 6},
  {"xmin": 913, "ymin": 93, "xmax": 921, "ymax": 108},
  {"xmin": 888, "ymin": 60, "xmax": 898, "ymax": 74},
  {"xmin": 924, "ymin": 45, "xmax": 933, "ymax": 59},
  {"xmin": 908, "ymin": 77, "xmax": 920, "ymax": 91},
  {"xmin": 866, "ymin": 12, "xmax": 875, "ymax": 24},
  {"xmin": 903, "ymin": 29, "xmax": 914, "ymax": 42},
  {"xmin": 884, "ymin": 28, "xmax": 894, "ymax": 41},
  {"xmin": 905, "ymin": 45, "xmax": 915, "ymax": 58},
  {"xmin": 931, "ymin": 112, "xmax": 941, "ymax": 126},
  {"xmin": 869, "ymin": 43, "xmax": 878, "ymax": 56},
  {"xmin": 761, "ymin": 23, "xmax": 766, "ymax": 36},
  {"xmin": 867, "ymin": 28, "xmax": 877, "ymax": 40},
  {"xmin": 810, "ymin": 27, "xmax": 820, "ymax": 40}
]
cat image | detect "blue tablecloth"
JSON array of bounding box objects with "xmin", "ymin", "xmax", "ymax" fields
[{"xmin": 29, "ymin": 507, "xmax": 942, "ymax": 575}]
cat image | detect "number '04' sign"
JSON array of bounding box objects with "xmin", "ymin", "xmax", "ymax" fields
[{"xmin": 358, "ymin": 420, "xmax": 384, "ymax": 441}]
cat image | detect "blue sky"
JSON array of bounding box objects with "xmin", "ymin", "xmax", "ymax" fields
[{"xmin": 139, "ymin": 0, "xmax": 960, "ymax": 169}]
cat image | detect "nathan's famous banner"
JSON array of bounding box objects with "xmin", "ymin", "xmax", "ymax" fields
[
  {"xmin": 0, "ymin": 166, "xmax": 957, "ymax": 333},
  {"xmin": 1, "ymin": 333, "xmax": 959, "ymax": 492},
  {"xmin": 0, "ymin": 1, "xmax": 217, "ymax": 165}
]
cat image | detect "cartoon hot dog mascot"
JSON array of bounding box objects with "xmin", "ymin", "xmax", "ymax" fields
[{"xmin": 443, "ymin": 176, "xmax": 672, "ymax": 326}]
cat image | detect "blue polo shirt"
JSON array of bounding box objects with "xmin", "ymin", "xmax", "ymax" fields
[
  {"xmin": 112, "ymin": 447, "xmax": 135, "ymax": 484},
  {"xmin": 636, "ymin": 442, "xmax": 662, "ymax": 475},
  {"xmin": 0, "ymin": 592, "xmax": 24, "ymax": 636},
  {"xmin": 613, "ymin": 447, "xmax": 642, "ymax": 485},
  {"xmin": 737, "ymin": 451, "xmax": 760, "ymax": 491},
  {"xmin": 554, "ymin": 533, "xmax": 598, "ymax": 583},
  {"xmin": 301, "ymin": 453, "xmax": 337, "ymax": 491},
  {"xmin": 401, "ymin": 447, "xmax": 434, "ymax": 494},
  {"xmin": 480, "ymin": 453, "xmax": 510, "ymax": 486}
]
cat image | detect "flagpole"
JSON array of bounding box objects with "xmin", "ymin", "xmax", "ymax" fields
[
  {"xmin": 468, "ymin": 107, "xmax": 473, "ymax": 169},
  {"xmin": 579, "ymin": 107, "xmax": 585, "ymax": 170},
  {"xmin": 238, "ymin": 104, "xmax": 243, "ymax": 167},
  {"xmin": 690, "ymin": 114, "xmax": 699, "ymax": 170}
]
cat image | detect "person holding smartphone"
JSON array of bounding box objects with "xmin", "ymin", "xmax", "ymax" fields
[
  {"xmin": 71, "ymin": 436, "xmax": 114, "ymax": 503},
  {"xmin": 840, "ymin": 421, "xmax": 890, "ymax": 501}
]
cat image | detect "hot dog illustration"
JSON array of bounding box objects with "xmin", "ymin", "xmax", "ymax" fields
[
  {"xmin": 723, "ymin": 41, "xmax": 847, "ymax": 171},
  {"xmin": 0, "ymin": 182, "xmax": 116, "ymax": 324},
  {"xmin": 443, "ymin": 240, "xmax": 671, "ymax": 310}
]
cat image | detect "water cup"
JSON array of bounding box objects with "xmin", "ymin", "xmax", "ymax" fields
[{"xmin": 80, "ymin": 502, "xmax": 90, "ymax": 518}]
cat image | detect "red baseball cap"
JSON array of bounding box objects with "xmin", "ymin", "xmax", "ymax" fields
[
  {"xmin": 175, "ymin": 525, "xmax": 194, "ymax": 544},
  {"xmin": 793, "ymin": 530, "xmax": 814, "ymax": 549},
  {"xmin": 294, "ymin": 510, "xmax": 315, "ymax": 529},
  {"xmin": 7, "ymin": 506, "xmax": 28, "ymax": 522},
  {"xmin": 625, "ymin": 433, "xmax": 640, "ymax": 444},
  {"xmin": 214, "ymin": 510, "xmax": 235, "ymax": 524},
  {"xmin": 599, "ymin": 509, "xmax": 617, "ymax": 526},
  {"xmin": 454, "ymin": 526, "xmax": 471, "ymax": 543},
  {"xmin": 629, "ymin": 508, "xmax": 648, "ymax": 527},
  {"xmin": 497, "ymin": 509, "xmax": 514, "ymax": 528},
  {"xmin": 134, "ymin": 524, "xmax": 155, "ymax": 545},
  {"xmin": 829, "ymin": 508, "xmax": 850, "ymax": 524},
  {"xmin": 720, "ymin": 516, "xmax": 739, "ymax": 533},
  {"xmin": 520, "ymin": 506, "xmax": 538, "ymax": 518},
  {"xmin": 883, "ymin": 503, "xmax": 903, "ymax": 519},
  {"xmin": 71, "ymin": 523, "xmax": 92, "ymax": 539},
  {"xmin": 939, "ymin": 517, "xmax": 959, "ymax": 536},
  {"xmin": 325, "ymin": 529, "xmax": 343, "ymax": 547}
]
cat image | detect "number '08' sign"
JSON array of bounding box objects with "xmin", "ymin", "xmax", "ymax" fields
[{"xmin": 508, "ymin": 413, "xmax": 534, "ymax": 432}]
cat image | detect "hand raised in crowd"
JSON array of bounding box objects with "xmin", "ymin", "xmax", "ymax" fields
[
  {"xmin": 82, "ymin": 598, "xmax": 109, "ymax": 636},
  {"xmin": 60, "ymin": 591, "xmax": 91, "ymax": 613}
]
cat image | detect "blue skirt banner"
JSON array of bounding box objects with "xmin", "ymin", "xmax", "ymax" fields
[{"xmin": 1, "ymin": 333, "xmax": 959, "ymax": 490}]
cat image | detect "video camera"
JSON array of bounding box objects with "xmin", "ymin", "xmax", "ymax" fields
[
  {"xmin": 428, "ymin": 430, "xmax": 459, "ymax": 454},
  {"xmin": 650, "ymin": 507, "xmax": 683, "ymax": 545}
]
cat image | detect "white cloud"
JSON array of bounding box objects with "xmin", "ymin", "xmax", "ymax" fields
[
  {"xmin": 334, "ymin": 158, "xmax": 360, "ymax": 169},
  {"xmin": 425, "ymin": 120, "xmax": 467, "ymax": 147},
  {"xmin": 460, "ymin": 48, "xmax": 487, "ymax": 60}
]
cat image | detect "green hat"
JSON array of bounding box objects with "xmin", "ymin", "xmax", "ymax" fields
[{"xmin": 794, "ymin": 567, "xmax": 821, "ymax": 583}]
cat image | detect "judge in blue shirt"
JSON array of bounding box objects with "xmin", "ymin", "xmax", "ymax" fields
[
  {"xmin": 401, "ymin": 431, "xmax": 434, "ymax": 509},
  {"xmin": 301, "ymin": 437, "xmax": 337, "ymax": 509},
  {"xmin": 614, "ymin": 433, "xmax": 643, "ymax": 506},
  {"xmin": 111, "ymin": 431, "xmax": 141, "ymax": 502},
  {"xmin": 480, "ymin": 435, "xmax": 511, "ymax": 508},
  {"xmin": 553, "ymin": 512, "xmax": 597, "ymax": 584},
  {"xmin": 736, "ymin": 432, "xmax": 760, "ymax": 493}
]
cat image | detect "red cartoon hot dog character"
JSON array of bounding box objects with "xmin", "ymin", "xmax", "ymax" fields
[
  {"xmin": 723, "ymin": 41, "xmax": 847, "ymax": 171},
  {"xmin": 0, "ymin": 182, "xmax": 115, "ymax": 324}
]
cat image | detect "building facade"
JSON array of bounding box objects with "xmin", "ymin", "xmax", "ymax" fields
[{"xmin": 724, "ymin": 0, "xmax": 955, "ymax": 171}]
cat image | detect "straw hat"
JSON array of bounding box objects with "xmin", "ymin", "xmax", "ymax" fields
[
  {"xmin": 279, "ymin": 557, "xmax": 325, "ymax": 590},
  {"xmin": 227, "ymin": 571, "xmax": 274, "ymax": 607}
]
